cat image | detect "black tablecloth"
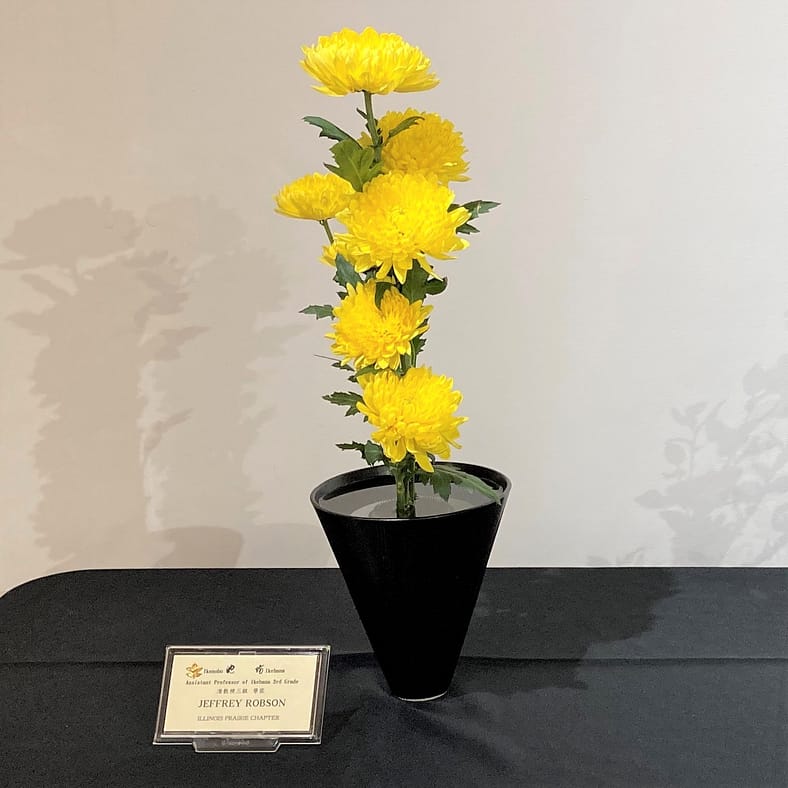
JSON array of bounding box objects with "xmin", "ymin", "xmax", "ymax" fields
[{"xmin": 1, "ymin": 568, "xmax": 786, "ymax": 787}]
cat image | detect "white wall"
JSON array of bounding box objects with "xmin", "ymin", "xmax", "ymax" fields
[{"xmin": 2, "ymin": 0, "xmax": 787, "ymax": 594}]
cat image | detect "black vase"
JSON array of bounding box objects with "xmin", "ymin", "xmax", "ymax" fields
[{"xmin": 310, "ymin": 462, "xmax": 510, "ymax": 701}]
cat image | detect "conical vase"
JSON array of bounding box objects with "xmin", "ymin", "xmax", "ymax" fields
[{"xmin": 311, "ymin": 462, "xmax": 510, "ymax": 701}]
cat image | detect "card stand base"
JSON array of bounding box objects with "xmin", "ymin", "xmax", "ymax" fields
[{"xmin": 192, "ymin": 737, "xmax": 280, "ymax": 753}]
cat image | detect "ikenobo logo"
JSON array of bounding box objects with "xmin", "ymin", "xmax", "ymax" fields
[{"xmin": 185, "ymin": 662, "xmax": 203, "ymax": 679}]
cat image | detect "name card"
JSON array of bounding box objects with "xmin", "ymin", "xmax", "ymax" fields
[{"xmin": 153, "ymin": 645, "xmax": 330, "ymax": 752}]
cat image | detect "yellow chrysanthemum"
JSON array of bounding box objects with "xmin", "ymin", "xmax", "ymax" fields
[
  {"xmin": 334, "ymin": 172, "xmax": 469, "ymax": 283},
  {"xmin": 358, "ymin": 367, "xmax": 466, "ymax": 472},
  {"xmin": 327, "ymin": 281, "xmax": 432, "ymax": 370},
  {"xmin": 275, "ymin": 172, "xmax": 355, "ymax": 220},
  {"xmin": 320, "ymin": 239, "xmax": 357, "ymax": 268},
  {"xmin": 320, "ymin": 243, "xmax": 339, "ymax": 267},
  {"xmin": 301, "ymin": 28, "xmax": 439, "ymax": 97},
  {"xmin": 360, "ymin": 109, "xmax": 469, "ymax": 184}
]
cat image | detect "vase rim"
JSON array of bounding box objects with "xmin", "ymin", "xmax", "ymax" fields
[{"xmin": 310, "ymin": 461, "xmax": 511, "ymax": 522}]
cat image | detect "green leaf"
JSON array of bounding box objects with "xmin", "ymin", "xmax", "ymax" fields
[
  {"xmin": 410, "ymin": 334, "xmax": 427, "ymax": 361},
  {"xmin": 303, "ymin": 116, "xmax": 357, "ymax": 144},
  {"xmin": 412, "ymin": 466, "xmax": 452, "ymax": 501},
  {"xmin": 401, "ymin": 264, "xmax": 430, "ymax": 302},
  {"xmin": 424, "ymin": 276, "xmax": 448, "ymax": 296},
  {"xmin": 402, "ymin": 265, "xmax": 448, "ymax": 302},
  {"xmin": 327, "ymin": 140, "xmax": 383, "ymax": 191},
  {"xmin": 440, "ymin": 464, "xmax": 503, "ymax": 501},
  {"xmin": 348, "ymin": 364, "xmax": 377, "ymax": 383},
  {"xmin": 374, "ymin": 280, "xmax": 394, "ymax": 307},
  {"xmin": 462, "ymin": 200, "xmax": 500, "ymax": 220},
  {"xmin": 385, "ymin": 115, "xmax": 423, "ymax": 140},
  {"xmin": 451, "ymin": 199, "xmax": 499, "ymax": 235},
  {"xmin": 414, "ymin": 467, "xmax": 431, "ymax": 484},
  {"xmin": 337, "ymin": 441, "xmax": 366, "ymax": 454},
  {"xmin": 300, "ymin": 304, "xmax": 334, "ymax": 320},
  {"xmin": 323, "ymin": 391, "xmax": 363, "ymax": 416},
  {"xmin": 427, "ymin": 468, "xmax": 450, "ymax": 501},
  {"xmin": 336, "ymin": 440, "xmax": 385, "ymax": 466},
  {"xmin": 333, "ymin": 254, "xmax": 362, "ymax": 290},
  {"xmin": 362, "ymin": 441, "xmax": 385, "ymax": 465}
]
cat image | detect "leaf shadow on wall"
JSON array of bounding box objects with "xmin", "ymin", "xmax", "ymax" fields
[
  {"xmin": 636, "ymin": 316, "xmax": 788, "ymax": 564},
  {"xmin": 4, "ymin": 196, "xmax": 310, "ymax": 572}
]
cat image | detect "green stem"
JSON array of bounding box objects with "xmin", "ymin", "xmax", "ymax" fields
[
  {"xmin": 392, "ymin": 456, "xmax": 416, "ymax": 518},
  {"xmin": 319, "ymin": 219, "xmax": 334, "ymax": 244},
  {"xmin": 363, "ymin": 91, "xmax": 382, "ymax": 163}
]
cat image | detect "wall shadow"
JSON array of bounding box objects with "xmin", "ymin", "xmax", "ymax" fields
[
  {"xmin": 134, "ymin": 197, "xmax": 299, "ymax": 566},
  {"xmin": 636, "ymin": 315, "xmax": 788, "ymax": 564},
  {"xmin": 4, "ymin": 196, "xmax": 297, "ymax": 572}
]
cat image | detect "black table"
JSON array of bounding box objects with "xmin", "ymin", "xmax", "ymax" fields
[{"xmin": 1, "ymin": 568, "xmax": 786, "ymax": 787}]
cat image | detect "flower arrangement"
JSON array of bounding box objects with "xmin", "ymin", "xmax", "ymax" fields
[{"xmin": 275, "ymin": 27, "xmax": 500, "ymax": 517}]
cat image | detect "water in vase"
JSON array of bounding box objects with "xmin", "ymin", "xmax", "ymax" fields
[{"xmin": 321, "ymin": 482, "xmax": 493, "ymax": 518}]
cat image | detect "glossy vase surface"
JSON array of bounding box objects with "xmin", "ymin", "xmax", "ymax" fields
[{"xmin": 311, "ymin": 462, "xmax": 510, "ymax": 701}]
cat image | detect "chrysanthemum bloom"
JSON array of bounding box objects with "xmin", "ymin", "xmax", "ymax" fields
[
  {"xmin": 275, "ymin": 172, "xmax": 355, "ymax": 220},
  {"xmin": 301, "ymin": 28, "xmax": 439, "ymax": 97},
  {"xmin": 334, "ymin": 172, "xmax": 469, "ymax": 283},
  {"xmin": 327, "ymin": 281, "xmax": 432, "ymax": 370},
  {"xmin": 320, "ymin": 239, "xmax": 356, "ymax": 268},
  {"xmin": 358, "ymin": 366, "xmax": 467, "ymax": 472},
  {"xmin": 320, "ymin": 243, "xmax": 339, "ymax": 267},
  {"xmin": 360, "ymin": 109, "xmax": 469, "ymax": 184}
]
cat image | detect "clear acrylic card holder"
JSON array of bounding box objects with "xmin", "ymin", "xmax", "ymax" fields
[{"xmin": 153, "ymin": 645, "xmax": 330, "ymax": 753}]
